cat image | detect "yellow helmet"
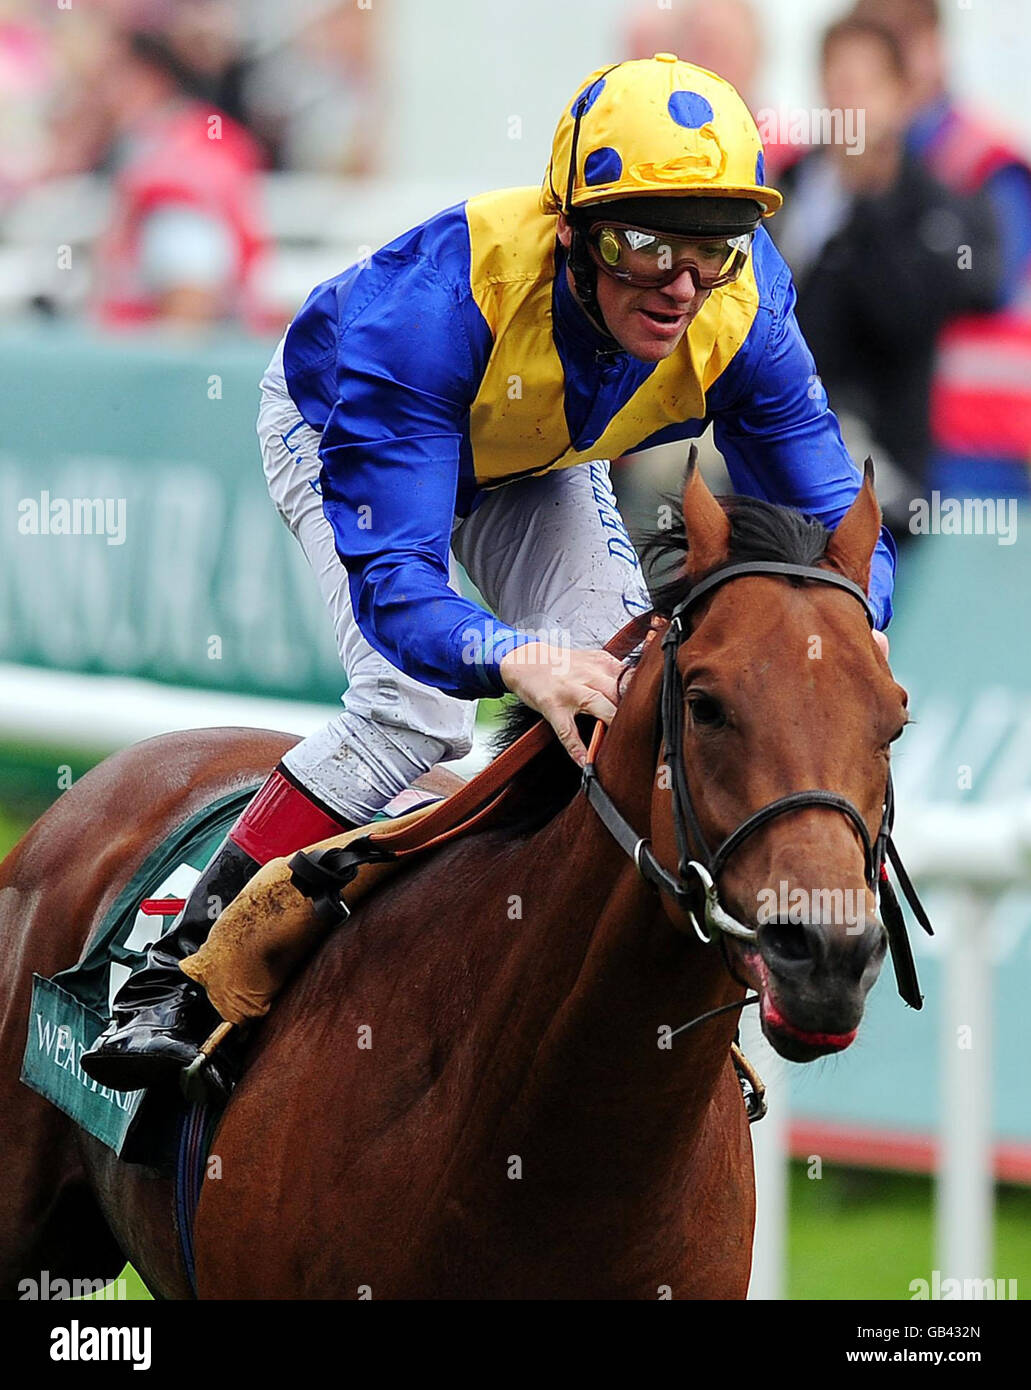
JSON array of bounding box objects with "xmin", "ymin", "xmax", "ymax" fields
[{"xmin": 541, "ymin": 54, "xmax": 782, "ymax": 220}]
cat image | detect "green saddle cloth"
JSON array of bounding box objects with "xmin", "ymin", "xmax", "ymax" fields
[{"xmin": 20, "ymin": 786, "xmax": 259, "ymax": 1157}]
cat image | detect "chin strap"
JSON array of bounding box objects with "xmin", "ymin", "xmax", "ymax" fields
[{"xmin": 565, "ymin": 224, "xmax": 618, "ymax": 343}]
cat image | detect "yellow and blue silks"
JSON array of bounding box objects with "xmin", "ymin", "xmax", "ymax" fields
[{"xmin": 282, "ymin": 186, "xmax": 895, "ymax": 699}]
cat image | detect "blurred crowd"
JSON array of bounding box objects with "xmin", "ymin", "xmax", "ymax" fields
[
  {"xmin": 0, "ymin": 0, "xmax": 377, "ymax": 330},
  {"xmin": 621, "ymin": 0, "xmax": 1031, "ymax": 522},
  {"xmin": 0, "ymin": 0, "xmax": 377, "ymax": 190},
  {"xmin": 1, "ymin": 0, "xmax": 1028, "ymax": 513}
]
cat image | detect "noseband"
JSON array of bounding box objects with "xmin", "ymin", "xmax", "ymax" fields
[{"xmin": 581, "ymin": 560, "xmax": 933, "ymax": 1009}]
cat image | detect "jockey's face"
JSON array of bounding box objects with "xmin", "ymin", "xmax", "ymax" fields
[{"xmin": 556, "ymin": 214, "xmax": 712, "ymax": 363}]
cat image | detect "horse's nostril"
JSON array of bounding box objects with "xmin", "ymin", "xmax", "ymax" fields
[{"xmin": 761, "ymin": 918, "xmax": 814, "ymax": 965}]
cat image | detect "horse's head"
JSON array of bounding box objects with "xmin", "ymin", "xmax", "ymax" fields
[{"xmin": 644, "ymin": 457, "xmax": 910, "ymax": 1063}]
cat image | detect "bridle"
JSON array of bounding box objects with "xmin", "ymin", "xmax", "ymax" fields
[{"xmin": 581, "ymin": 560, "xmax": 934, "ymax": 1009}]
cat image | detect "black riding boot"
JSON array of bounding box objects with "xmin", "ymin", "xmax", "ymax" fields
[{"xmin": 80, "ymin": 838, "xmax": 259, "ymax": 1092}]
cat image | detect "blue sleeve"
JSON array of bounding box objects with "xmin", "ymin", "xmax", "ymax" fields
[
  {"xmin": 983, "ymin": 164, "xmax": 1031, "ymax": 304},
  {"xmin": 708, "ymin": 234, "xmax": 897, "ymax": 628},
  {"xmin": 293, "ymin": 251, "xmax": 536, "ymax": 699}
]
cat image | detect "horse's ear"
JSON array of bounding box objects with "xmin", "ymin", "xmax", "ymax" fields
[
  {"xmin": 682, "ymin": 445, "xmax": 731, "ymax": 580},
  {"xmin": 822, "ymin": 458, "xmax": 882, "ymax": 594}
]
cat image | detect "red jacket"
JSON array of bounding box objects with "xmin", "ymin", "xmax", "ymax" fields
[
  {"xmin": 918, "ymin": 104, "xmax": 1031, "ymax": 461},
  {"xmin": 95, "ymin": 101, "xmax": 274, "ymax": 332}
]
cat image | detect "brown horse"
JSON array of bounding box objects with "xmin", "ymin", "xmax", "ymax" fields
[{"xmin": 0, "ymin": 463, "xmax": 910, "ymax": 1299}]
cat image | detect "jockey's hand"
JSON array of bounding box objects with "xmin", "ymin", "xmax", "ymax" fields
[
  {"xmin": 873, "ymin": 629, "xmax": 889, "ymax": 661},
  {"xmin": 499, "ymin": 642, "xmax": 624, "ymax": 767}
]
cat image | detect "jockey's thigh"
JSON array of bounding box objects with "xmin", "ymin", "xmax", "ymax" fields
[
  {"xmin": 451, "ymin": 458, "xmax": 651, "ymax": 646},
  {"xmin": 256, "ymin": 340, "xmax": 476, "ymax": 822}
]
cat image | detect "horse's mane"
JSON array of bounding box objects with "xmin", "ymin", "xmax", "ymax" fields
[{"xmin": 488, "ymin": 491, "xmax": 831, "ymax": 834}]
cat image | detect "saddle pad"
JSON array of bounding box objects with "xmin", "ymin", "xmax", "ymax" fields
[
  {"xmin": 20, "ymin": 786, "xmax": 260, "ymax": 1154},
  {"xmin": 19, "ymin": 782, "xmax": 443, "ymax": 1157}
]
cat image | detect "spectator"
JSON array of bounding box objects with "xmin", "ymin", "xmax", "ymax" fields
[
  {"xmin": 163, "ymin": 0, "xmax": 264, "ymax": 156},
  {"xmin": 622, "ymin": 0, "xmax": 804, "ymax": 182},
  {"xmin": 240, "ymin": 1, "xmax": 379, "ymax": 174},
  {"xmin": 624, "ymin": 0, "xmax": 763, "ymax": 108},
  {"xmin": 853, "ymin": 0, "xmax": 1031, "ymax": 499},
  {"xmin": 92, "ymin": 26, "xmax": 277, "ymax": 331},
  {"xmin": 0, "ymin": 5, "xmax": 55, "ymax": 206},
  {"xmin": 772, "ymin": 16, "xmax": 1002, "ymax": 536}
]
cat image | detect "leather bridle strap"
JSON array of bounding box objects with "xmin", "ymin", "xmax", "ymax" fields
[
  {"xmin": 363, "ymin": 610, "xmax": 654, "ymax": 858},
  {"xmin": 660, "ymin": 560, "xmax": 880, "ymax": 888},
  {"xmin": 579, "ymin": 754, "xmax": 695, "ymax": 908},
  {"xmin": 673, "ymin": 560, "xmax": 877, "ymax": 628},
  {"xmin": 708, "ymin": 789, "xmax": 877, "ymax": 884},
  {"xmin": 291, "ymin": 610, "xmax": 657, "ymax": 934}
]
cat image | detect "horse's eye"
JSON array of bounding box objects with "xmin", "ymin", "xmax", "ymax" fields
[{"xmin": 687, "ymin": 692, "xmax": 725, "ymax": 728}]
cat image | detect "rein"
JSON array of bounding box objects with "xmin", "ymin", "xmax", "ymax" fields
[{"xmin": 581, "ymin": 560, "xmax": 934, "ymax": 1010}]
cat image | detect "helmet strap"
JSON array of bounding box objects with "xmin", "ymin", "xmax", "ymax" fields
[
  {"xmin": 566, "ymin": 222, "xmax": 618, "ymax": 343},
  {"xmin": 560, "ymin": 66, "xmax": 625, "ymax": 346}
]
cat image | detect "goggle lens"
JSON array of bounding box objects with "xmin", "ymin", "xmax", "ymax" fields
[{"xmin": 587, "ymin": 223, "xmax": 754, "ymax": 290}]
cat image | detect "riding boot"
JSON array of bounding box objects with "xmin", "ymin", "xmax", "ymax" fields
[{"xmin": 80, "ymin": 764, "xmax": 357, "ymax": 1092}]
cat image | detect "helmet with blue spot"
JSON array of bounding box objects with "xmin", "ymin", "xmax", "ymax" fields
[{"xmin": 541, "ymin": 55, "xmax": 782, "ymax": 332}]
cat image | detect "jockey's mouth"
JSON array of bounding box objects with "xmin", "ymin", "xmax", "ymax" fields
[
  {"xmin": 637, "ymin": 305, "xmax": 689, "ymax": 332},
  {"xmin": 632, "ymin": 287, "xmax": 708, "ymax": 337}
]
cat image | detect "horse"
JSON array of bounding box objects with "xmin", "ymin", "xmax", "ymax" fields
[{"xmin": 0, "ymin": 460, "xmax": 911, "ymax": 1299}]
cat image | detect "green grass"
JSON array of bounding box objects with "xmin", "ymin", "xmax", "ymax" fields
[
  {"xmin": 80, "ymin": 1266, "xmax": 152, "ymax": 1301},
  {"xmin": 4, "ymin": 808, "xmax": 1028, "ymax": 1300},
  {"xmin": 0, "ymin": 805, "xmax": 33, "ymax": 857},
  {"xmin": 788, "ymin": 1164, "xmax": 1031, "ymax": 1299}
]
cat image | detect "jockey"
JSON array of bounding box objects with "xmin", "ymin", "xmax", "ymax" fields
[{"xmin": 82, "ymin": 54, "xmax": 897, "ymax": 1092}]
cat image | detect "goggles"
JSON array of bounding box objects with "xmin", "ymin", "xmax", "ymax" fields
[{"xmin": 584, "ymin": 222, "xmax": 754, "ymax": 291}]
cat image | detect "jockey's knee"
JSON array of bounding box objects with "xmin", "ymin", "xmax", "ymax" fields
[
  {"xmin": 280, "ymin": 701, "xmax": 475, "ymax": 825},
  {"xmin": 341, "ymin": 672, "xmax": 477, "ymax": 763},
  {"xmin": 370, "ymin": 707, "xmax": 476, "ymax": 763}
]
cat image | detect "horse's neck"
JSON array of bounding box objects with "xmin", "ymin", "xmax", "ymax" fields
[{"xmin": 499, "ymin": 651, "xmax": 745, "ymax": 1189}]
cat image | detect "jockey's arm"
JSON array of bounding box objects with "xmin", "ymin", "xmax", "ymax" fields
[
  {"xmin": 288, "ymin": 255, "xmax": 620, "ymax": 755},
  {"xmin": 292, "ymin": 259, "xmax": 535, "ymax": 700}
]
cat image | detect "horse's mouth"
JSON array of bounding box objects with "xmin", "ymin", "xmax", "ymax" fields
[
  {"xmin": 731, "ymin": 944, "xmax": 861, "ymax": 1063},
  {"xmin": 759, "ymin": 992, "xmax": 858, "ymax": 1061}
]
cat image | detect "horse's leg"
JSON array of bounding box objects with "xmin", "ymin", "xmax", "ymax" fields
[
  {"xmin": 0, "ymin": 726, "xmax": 462, "ymax": 1301},
  {"xmin": 0, "ymin": 1028, "xmax": 124, "ymax": 1300},
  {"xmin": 0, "ymin": 837, "xmax": 125, "ymax": 1297},
  {"xmin": 0, "ymin": 1031, "xmax": 192, "ymax": 1303},
  {"xmin": 76, "ymin": 1136, "xmax": 189, "ymax": 1301},
  {"xmin": 0, "ymin": 728, "xmax": 303, "ymax": 1300}
]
